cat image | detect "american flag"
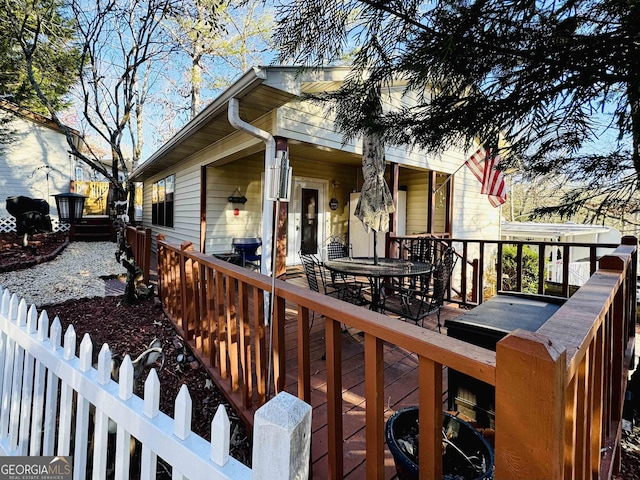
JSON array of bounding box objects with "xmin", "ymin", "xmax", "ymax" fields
[{"xmin": 465, "ymin": 149, "xmax": 507, "ymax": 208}]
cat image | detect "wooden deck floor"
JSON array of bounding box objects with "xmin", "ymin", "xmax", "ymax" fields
[{"xmin": 282, "ymin": 268, "xmax": 467, "ymax": 479}]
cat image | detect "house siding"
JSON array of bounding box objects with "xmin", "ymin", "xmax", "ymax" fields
[
  {"xmin": 275, "ymin": 96, "xmax": 504, "ymax": 240},
  {"xmin": 277, "ymin": 102, "xmax": 359, "ymax": 156},
  {"xmin": 0, "ymin": 113, "xmax": 74, "ymax": 217},
  {"xmin": 141, "ymin": 115, "xmax": 274, "ymax": 252},
  {"xmin": 402, "ymin": 170, "xmax": 429, "ymax": 235},
  {"xmin": 143, "ymin": 160, "xmax": 202, "ymax": 250},
  {"xmin": 452, "ymin": 164, "xmax": 502, "ymax": 239},
  {"xmin": 205, "ymin": 156, "xmax": 264, "ymax": 253},
  {"xmin": 140, "ymin": 68, "xmax": 502, "ymax": 258},
  {"xmin": 288, "ymin": 158, "xmax": 358, "ymax": 239}
]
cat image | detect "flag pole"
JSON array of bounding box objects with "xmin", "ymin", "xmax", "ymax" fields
[
  {"xmin": 432, "ymin": 146, "xmax": 494, "ymax": 195},
  {"xmin": 432, "ymin": 160, "xmax": 466, "ymax": 195}
]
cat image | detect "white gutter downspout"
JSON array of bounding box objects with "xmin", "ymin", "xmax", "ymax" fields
[{"xmin": 228, "ymin": 97, "xmax": 275, "ymax": 278}]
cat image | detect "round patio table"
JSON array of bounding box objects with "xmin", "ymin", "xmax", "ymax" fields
[{"xmin": 324, "ymin": 257, "xmax": 432, "ymax": 312}]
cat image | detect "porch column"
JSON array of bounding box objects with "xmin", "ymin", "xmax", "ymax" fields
[
  {"xmin": 427, "ymin": 171, "xmax": 436, "ymax": 234},
  {"xmin": 388, "ymin": 162, "xmax": 400, "ymax": 258},
  {"xmin": 274, "ymin": 137, "xmax": 288, "ymax": 279},
  {"xmin": 200, "ymin": 166, "xmax": 206, "ymax": 253},
  {"xmin": 446, "ymin": 172, "xmax": 454, "ymax": 235}
]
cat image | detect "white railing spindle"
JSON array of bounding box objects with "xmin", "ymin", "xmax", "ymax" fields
[
  {"xmin": 8, "ymin": 300, "xmax": 29, "ymax": 452},
  {"xmin": 58, "ymin": 325, "xmax": 76, "ymax": 456},
  {"xmin": 174, "ymin": 384, "xmax": 192, "ymax": 441},
  {"xmin": 173, "ymin": 384, "xmax": 192, "ymax": 480},
  {"xmin": 8, "ymin": 293, "xmax": 19, "ymax": 322},
  {"xmin": 20, "ymin": 305, "xmax": 37, "ymax": 451},
  {"xmin": 211, "ymin": 405, "xmax": 230, "ymax": 466},
  {"xmin": 74, "ymin": 335, "xmax": 93, "ymax": 480},
  {"xmin": 42, "ymin": 317, "xmax": 62, "ymax": 456},
  {"xmin": 0, "ymin": 292, "xmax": 16, "ymax": 441},
  {"xmin": 92, "ymin": 344, "xmax": 112, "ymax": 480},
  {"xmin": 18, "ymin": 305, "xmax": 37, "ymax": 455},
  {"xmin": 115, "ymin": 355, "xmax": 134, "ymax": 480},
  {"xmin": 30, "ymin": 310, "xmax": 50, "ymax": 455},
  {"xmin": 30, "ymin": 352, "xmax": 46, "ymax": 455},
  {"xmin": 141, "ymin": 369, "xmax": 160, "ymax": 480},
  {"xmin": 0, "ymin": 288, "xmax": 10, "ymax": 316},
  {"xmin": 0, "ymin": 337, "xmax": 14, "ymax": 441}
]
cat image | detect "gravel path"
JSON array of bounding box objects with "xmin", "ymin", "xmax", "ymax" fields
[{"xmin": 0, "ymin": 241, "xmax": 126, "ymax": 307}]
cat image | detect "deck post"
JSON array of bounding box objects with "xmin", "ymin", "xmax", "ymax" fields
[
  {"xmin": 143, "ymin": 227, "xmax": 152, "ymax": 284},
  {"xmin": 156, "ymin": 234, "xmax": 166, "ymax": 303},
  {"xmin": 471, "ymin": 258, "xmax": 479, "ymax": 303},
  {"xmin": 494, "ymin": 329, "xmax": 566, "ymax": 479},
  {"xmin": 252, "ymin": 391, "xmax": 312, "ymax": 480},
  {"xmin": 180, "ymin": 241, "xmax": 194, "ymax": 334}
]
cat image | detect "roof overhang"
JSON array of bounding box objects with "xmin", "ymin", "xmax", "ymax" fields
[
  {"xmin": 131, "ymin": 66, "xmax": 360, "ymax": 182},
  {"xmin": 501, "ymin": 221, "xmax": 613, "ymax": 240},
  {"xmin": 0, "ymin": 100, "xmax": 81, "ymax": 137}
]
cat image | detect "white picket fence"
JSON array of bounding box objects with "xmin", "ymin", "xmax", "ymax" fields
[
  {"xmin": 0, "ymin": 286, "xmax": 311, "ymax": 480},
  {"xmin": 546, "ymin": 260, "xmax": 591, "ymax": 286}
]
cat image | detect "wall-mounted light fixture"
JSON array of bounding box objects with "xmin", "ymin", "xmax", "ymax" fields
[{"xmin": 227, "ymin": 188, "xmax": 247, "ymax": 204}]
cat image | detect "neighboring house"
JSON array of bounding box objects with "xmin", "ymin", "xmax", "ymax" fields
[
  {"xmin": 501, "ymin": 220, "xmax": 622, "ymax": 286},
  {"xmin": 0, "ymin": 100, "xmax": 82, "ymax": 231},
  {"xmin": 73, "ymin": 157, "xmax": 141, "ymax": 218},
  {"xmin": 131, "ymin": 66, "xmax": 503, "ymax": 273}
]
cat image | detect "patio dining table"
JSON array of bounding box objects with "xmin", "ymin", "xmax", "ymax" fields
[{"xmin": 324, "ymin": 257, "xmax": 433, "ymax": 312}]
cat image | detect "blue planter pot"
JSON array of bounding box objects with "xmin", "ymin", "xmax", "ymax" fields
[{"xmin": 385, "ymin": 407, "xmax": 494, "ymax": 480}]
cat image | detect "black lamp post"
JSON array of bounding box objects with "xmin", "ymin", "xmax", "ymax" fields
[{"xmin": 54, "ymin": 192, "xmax": 87, "ymax": 241}]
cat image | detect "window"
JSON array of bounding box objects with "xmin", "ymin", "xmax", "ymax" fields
[
  {"xmin": 152, "ymin": 174, "xmax": 174, "ymax": 227},
  {"xmin": 75, "ymin": 166, "xmax": 84, "ymax": 181}
]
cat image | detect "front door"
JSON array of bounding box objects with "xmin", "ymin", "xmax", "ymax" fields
[{"xmin": 286, "ymin": 178, "xmax": 327, "ymax": 265}]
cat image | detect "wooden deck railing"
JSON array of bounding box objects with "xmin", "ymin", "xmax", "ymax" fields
[
  {"xmin": 125, "ymin": 225, "xmax": 152, "ymax": 284},
  {"xmin": 71, "ymin": 180, "xmax": 111, "ymax": 215},
  {"xmin": 0, "ymin": 288, "xmax": 310, "ymax": 478},
  {"xmin": 156, "ymin": 234, "xmax": 636, "ymax": 480},
  {"xmin": 390, "ymin": 234, "xmax": 621, "ymax": 306}
]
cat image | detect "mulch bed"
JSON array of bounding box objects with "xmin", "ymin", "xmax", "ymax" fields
[
  {"xmin": 0, "ymin": 232, "xmax": 251, "ymax": 470},
  {"xmin": 0, "ymin": 232, "xmax": 68, "ymax": 272},
  {"xmin": 41, "ymin": 295, "xmax": 251, "ymax": 467}
]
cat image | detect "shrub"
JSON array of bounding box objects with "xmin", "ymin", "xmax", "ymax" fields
[{"xmin": 501, "ymin": 244, "xmax": 539, "ymax": 293}]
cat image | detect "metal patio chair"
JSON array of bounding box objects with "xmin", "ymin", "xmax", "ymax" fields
[
  {"xmin": 300, "ymin": 251, "xmax": 367, "ymax": 301},
  {"xmin": 381, "ymin": 246, "xmax": 457, "ymax": 332},
  {"xmin": 400, "ymin": 236, "xmax": 434, "ymax": 290},
  {"xmin": 325, "ymin": 235, "xmax": 351, "ymax": 261},
  {"xmin": 324, "ymin": 235, "xmax": 367, "ymax": 292}
]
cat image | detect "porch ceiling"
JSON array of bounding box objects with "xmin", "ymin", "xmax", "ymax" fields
[
  {"xmin": 213, "ymin": 140, "xmax": 364, "ymax": 170},
  {"xmin": 288, "ymin": 140, "xmax": 363, "ymax": 166}
]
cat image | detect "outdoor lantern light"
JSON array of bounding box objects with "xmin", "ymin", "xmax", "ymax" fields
[{"xmin": 54, "ymin": 192, "xmax": 87, "ymax": 224}]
